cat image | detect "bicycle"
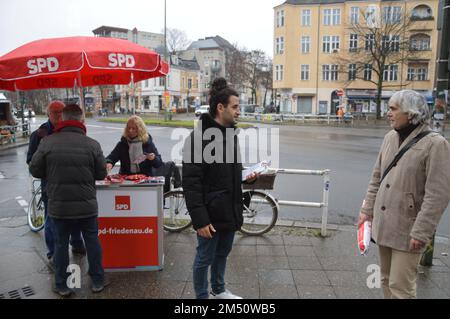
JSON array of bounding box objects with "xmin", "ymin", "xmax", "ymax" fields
[
  {"xmin": 163, "ymin": 173, "xmax": 279, "ymax": 236},
  {"xmin": 27, "ymin": 178, "xmax": 45, "ymax": 232}
]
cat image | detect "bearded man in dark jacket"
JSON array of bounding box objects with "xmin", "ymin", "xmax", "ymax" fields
[
  {"xmin": 29, "ymin": 104, "xmax": 107, "ymax": 297},
  {"xmin": 182, "ymin": 78, "xmax": 257, "ymax": 299}
]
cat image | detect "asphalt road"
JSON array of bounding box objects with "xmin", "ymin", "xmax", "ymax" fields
[{"xmin": 1, "ymin": 116, "xmax": 449, "ymax": 238}]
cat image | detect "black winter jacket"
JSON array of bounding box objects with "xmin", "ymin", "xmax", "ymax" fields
[
  {"xmin": 106, "ymin": 135, "xmax": 163, "ymax": 176},
  {"xmin": 29, "ymin": 126, "xmax": 107, "ymax": 219},
  {"xmin": 182, "ymin": 113, "xmax": 244, "ymax": 232}
]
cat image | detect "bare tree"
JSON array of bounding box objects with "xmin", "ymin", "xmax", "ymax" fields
[
  {"xmin": 333, "ymin": 5, "xmax": 420, "ymax": 119},
  {"xmin": 260, "ymin": 59, "xmax": 273, "ymax": 108},
  {"xmin": 225, "ymin": 43, "xmax": 248, "ymax": 92},
  {"xmin": 166, "ymin": 28, "xmax": 191, "ymax": 55},
  {"xmin": 245, "ymin": 50, "xmax": 267, "ymax": 105}
]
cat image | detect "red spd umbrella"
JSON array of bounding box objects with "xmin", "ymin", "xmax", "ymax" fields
[{"xmin": 0, "ymin": 36, "xmax": 169, "ymax": 91}]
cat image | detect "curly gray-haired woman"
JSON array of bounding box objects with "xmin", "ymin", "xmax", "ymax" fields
[{"xmin": 358, "ymin": 90, "xmax": 450, "ymax": 299}]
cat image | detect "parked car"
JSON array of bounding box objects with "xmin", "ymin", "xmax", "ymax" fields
[
  {"xmin": 195, "ymin": 105, "xmax": 210, "ymax": 117},
  {"xmin": 15, "ymin": 109, "xmax": 35, "ymax": 118},
  {"xmin": 240, "ymin": 104, "xmax": 259, "ymax": 113}
]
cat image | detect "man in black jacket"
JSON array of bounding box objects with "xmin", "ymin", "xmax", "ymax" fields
[
  {"xmin": 182, "ymin": 78, "xmax": 257, "ymax": 299},
  {"xmin": 27, "ymin": 101, "xmax": 85, "ymax": 262},
  {"xmin": 29, "ymin": 104, "xmax": 107, "ymax": 297}
]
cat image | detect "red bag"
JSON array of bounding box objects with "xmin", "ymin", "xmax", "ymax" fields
[{"xmin": 358, "ymin": 221, "xmax": 372, "ymax": 256}]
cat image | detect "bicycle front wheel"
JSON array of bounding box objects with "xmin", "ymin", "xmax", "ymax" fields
[
  {"xmin": 27, "ymin": 186, "xmax": 45, "ymax": 232},
  {"xmin": 163, "ymin": 190, "xmax": 192, "ymax": 232},
  {"xmin": 240, "ymin": 190, "xmax": 278, "ymax": 236}
]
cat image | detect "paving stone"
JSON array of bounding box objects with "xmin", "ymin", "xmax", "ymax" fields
[
  {"xmin": 258, "ymin": 269, "xmax": 295, "ymax": 286},
  {"xmin": 288, "ymin": 256, "xmax": 322, "ymax": 270},
  {"xmin": 297, "ymin": 285, "xmax": 336, "ymax": 299},
  {"xmin": 257, "ymin": 256, "xmax": 290, "ymax": 270},
  {"xmin": 260, "ymin": 284, "xmax": 299, "ymax": 299},
  {"xmin": 292, "ymin": 270, "xmax": 330, "ymax": 286}
]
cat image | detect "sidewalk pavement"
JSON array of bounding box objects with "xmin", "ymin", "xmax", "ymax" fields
[{"xmin": 1, "ymin": 215, "xmax": 449, "ymax": 299}]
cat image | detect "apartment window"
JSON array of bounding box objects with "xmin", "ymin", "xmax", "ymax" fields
[
  {"xmin": 324, "ymin": 9, "xmax": 341, "ymax": 25},
  {"xmin": 364, "ymin": 64, "xmax": 372, "ymax": 81},
  {"xmin": 348, "ymin": 64, "xmax": 357, "ymax": 80},
  {"xmin": 382, "ymin": 35, "xmax": 400, "ymax": 52},
  {"xmin": 383, "ymin": 64, "xmax": 398, "ymax": 81},
  {"xmin": 188, "ymin": 78, "xmax": 192, "ymax": 89},
  {"xmin": 365, "ymin": 34, "xmax": 375, "ymax": 51},
  {"xmin": 407, "ymin": 67, "xmax": 416, "ymax": 81},
  {"xmin": 301, "ymin": 36, "xmax": 311, "ymax": 53},
  {"xmin": 408, "ymin": 64, "xmax": 429, "ymax": 81},
  {"xmin": 322, "ymin": 65, "xmax": 339, "ymax": 81},
  {"xmin": 383, "ymin": 6, "xmax": 402, "ymax": 24},
  {"xmin": 323, "ymin": 36, "xmax": 340, "ymax": 53},
  {"xmin": 349, "ymin": 34, "xmax": 358, "ymax": 52},
  {"xmin": 365, "ymin": 5, "xmax": 378, "ymax": 28},
  {"xmin": 275, "ymin": 65, "xmax": 284, "ymax": 81},
  {"xmin": 277, "ymin": 10, "xmax": 285, "ymax": 27},
  {"xmin": 410, "ymin": 34, "xmax": 431, "ymax": 51},
  {"xmin": 159, "ymin": 77, "xmax": 166, "ymax": 86},
  {"xmin": 302, "ymin": 9, "xmax": 311, "ymax": 26},
  {"xmin": 417, "ymin": 68, "xmax": 428, "ymax": 81},
  {"xmin": 301, "ymin": 65, "xmax": 310, "ymax": 80},
  {"xmin": 350, "ymin": 7, "xmax": 359, "ymax": 24},
  {"xmin": 276, "ymin": 37, "xmax": 284, "ymax": 54}
]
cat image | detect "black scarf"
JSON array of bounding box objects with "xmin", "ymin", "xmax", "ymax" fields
[{"xmin": 395, "ymin": 123, "xmax": 419, "ymax": 145}]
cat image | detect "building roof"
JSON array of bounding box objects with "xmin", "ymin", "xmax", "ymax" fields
[
  {"xmin": 187, "ymin": 36, "xmax": 233, "ymax": 51},
  {"xmin": 282, "ymin": 0, "xmax": 402, "ymax": 5},
  {"xmin": 92, "ymin": 26, "xmax": 128, "ymax": 34},
  {"xmin": 178, "ymin": 58, "xmax": 200, "ymax": 71}
]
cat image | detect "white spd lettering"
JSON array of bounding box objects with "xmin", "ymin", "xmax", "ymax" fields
[
  {"xmin": 108, "ymin": 53, "xmax": 135, "ymax": 68},
  {"xmin": 27, "ymin": 57, "xmax": 59, "ymax": 74},
  {"xmin": 116, "ymin": 204, "xmax": 129, "ymax": 210}
]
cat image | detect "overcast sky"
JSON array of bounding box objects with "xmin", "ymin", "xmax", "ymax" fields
[{"xmin": 1, "ymin": 0, "xmax": 282, "ymax": 57}]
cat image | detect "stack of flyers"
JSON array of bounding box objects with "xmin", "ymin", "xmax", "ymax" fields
[{"xmin": 242, "ymin": 160, "xmax": 272, "ymax": 181}]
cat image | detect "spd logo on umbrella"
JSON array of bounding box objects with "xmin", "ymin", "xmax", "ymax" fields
[
  {"xmin": 108, "ymin": 53, "xmax": 136, "ymax": 68},
  {"xmin": 27, "ymin": 57, "xmax": 59, "ymax": 74}
]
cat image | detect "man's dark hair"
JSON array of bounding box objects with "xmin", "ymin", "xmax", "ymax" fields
[
  {"xmin": 208, "ymin": 78, "xmax": 239, "ymax": 118},
  {"xmin": 62, "ymin": 104, "xmax": 83, "ymax": 121}
]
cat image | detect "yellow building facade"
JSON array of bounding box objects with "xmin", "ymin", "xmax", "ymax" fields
[{"xmin": 273, "ymin": 0, "xmax": 439, "ymax": 115}]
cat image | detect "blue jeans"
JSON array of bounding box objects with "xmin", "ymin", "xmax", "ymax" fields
[
  {"xmin": 43, "ymin": 198, "xmax": 84, "ymax": 259},
  {"xmin": 193, "ymin": 231, "xmax": 235, "ymax": 299},
  {"xmin": 51, "ymin": 217, "xmax": 104, "ymax": 290}
]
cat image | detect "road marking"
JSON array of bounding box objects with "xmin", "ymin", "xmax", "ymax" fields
[{"xmin": 16, "ymin": 196, "xmax": 29, "ymax": 213}]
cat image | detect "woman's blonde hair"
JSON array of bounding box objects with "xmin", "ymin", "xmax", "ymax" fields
[{"xmin": 123, "ymin": 116, "xmax": 149, "ymax": 143}]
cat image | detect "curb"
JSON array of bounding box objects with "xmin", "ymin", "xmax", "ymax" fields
[{"xmin": 0, "ymin": 141, "xmax": 29, "ymax": 151}]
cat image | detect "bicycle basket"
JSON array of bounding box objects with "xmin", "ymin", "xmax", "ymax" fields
[{"xmin": 243, "ymin": 173, "xmax": 276, "ymax": 190}]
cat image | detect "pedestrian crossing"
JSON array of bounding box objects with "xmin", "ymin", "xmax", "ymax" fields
[{"xmin": 15, "ymin": 196, "xmax": 28, "ymax": 213}]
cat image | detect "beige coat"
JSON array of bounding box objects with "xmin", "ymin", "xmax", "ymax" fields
[{"xmin": 361, "ymin": 124, "xmax": 450, "ymax": 252}]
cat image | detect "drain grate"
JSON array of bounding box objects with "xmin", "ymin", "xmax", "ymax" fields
[{"xmin": 0, "ymin": 286, "xmax": 35, "ymax": 299}]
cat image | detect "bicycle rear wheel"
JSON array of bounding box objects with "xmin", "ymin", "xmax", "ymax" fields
[
  {"xmin": 27, "ymin": 186, "xmax": 45, "ymax": 232},
  {"xmin": 240, "ymin": 190, "xmax": 278, "ymax": 236},
  {"xmin": 163, "ymin": 190, "xmax": 192, "ymax": 232}
]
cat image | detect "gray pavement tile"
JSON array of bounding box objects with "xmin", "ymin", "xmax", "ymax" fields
[
  {"xmin": 260, "ymin": 284, "xmax": 299, "ymax": 299},
  {"xmin": 285, "ymin": 246, "xmax": 316, "ymax": 257},
  {"xmin": 258, "ymin": 269, "xmax": 295, "ymax": 286},
  {"xmin": 282, "ymin": 235, "xmax": 312, "ymax": 246},
  {"xmin": 297, "ymin": 285, "xmax": 336, "ymax": 299},
  {"xmin": 0, "ymin": 251, "xmax": 46, "ymax": 283},
  {"xmin": 229, "ymin": 245, "xmax": 257, "ymax": 257},
  {"xmin": 416, "ymin": 287, "xmax": 450, "ymax": 299},
  {"xmin": 167, "ymin": 242, "xmax": 196, "ymax": 255},
  {"xmin": 288, "ymin": 256, "xmax": 322, "ymax": 270},
  {"xmin": 317, "ymin": 256, "xmax": 358, "ymax": 271},
  {"xmin": 181, "ymin": 282, "xmax": 196, "ymax": 299},
  {"xmin": 326, "ymin": 270, "xmax": 367, "ymax": 287},
  {"xmin": 233, "ymin": 235, "xmax": 257, "ymax": 246},
  {"xmin": 292, "ymin": 270, "xmax": 331, "ymax": 286},
  {"xmin": 256, "ymin": 235, "xmax": 284, "ymax": 246},
  {"xmin": 417, "ymin": 273, "xmax": 440, "ymax": 289},
  {"xmin": 227, "ymin": 255, "xmax": 258, "ymax": 269},
  {"xmin": 257, "ymin": 256, "xmax": 290, "ymax": 270},
  {"xmin": 256, "ymin": 245, "xmax": 286, "ymax": 256},
  {"xmin": 159, "ymin": 254, "xmax": 192, "ymax": 282},
  {"xmin": 333, "ymin": 286, "xmax": 374, "ymax": 299},
  {"xmin": 142, "ymin": 280, "xmax": 187, "ymax": 299}
]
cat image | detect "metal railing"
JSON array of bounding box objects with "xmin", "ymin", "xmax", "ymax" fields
[
  {"xmin": 0, "ymin": 122, "xmax": 31, "ymax": 144},
  {"xmin": 240, "ymin": 112, "xmax": 353, "ymax": 126},
  {"xmin": 175, "ymin": 163, "xmax": 331, "ymax": 236}
]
